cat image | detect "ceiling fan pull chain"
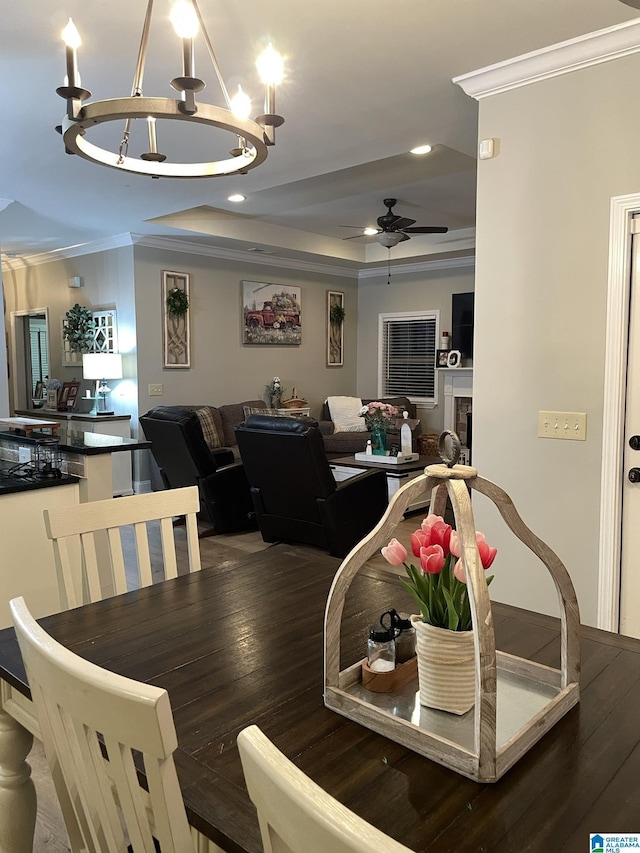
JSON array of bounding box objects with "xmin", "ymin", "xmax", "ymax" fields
[{"xmin": 387, "ymin": 248, "xmax": 391, "ymax": 285}]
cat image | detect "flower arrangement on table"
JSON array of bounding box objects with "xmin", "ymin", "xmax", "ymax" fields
[
  {"xmin": 265, "ymin": 376, "xmax": 285, "ymax": 407},
  {"xmin": 382, "ymin": 514, "xmax": 497, "ymax": 631},
  {"xmin": 359, "ymin": 401, "xmax": 399, "ymax": 430}
]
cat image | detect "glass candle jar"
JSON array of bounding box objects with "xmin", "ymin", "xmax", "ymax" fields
[{"xmin": 367, "ymin": 626, "xmax": 396, "ymax": 672}]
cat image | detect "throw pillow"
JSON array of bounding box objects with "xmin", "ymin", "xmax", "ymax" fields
[
  {"xmin": 195, "ymin": 407, "xmax": 222, "ymax": 450},
  {"xmin": 326, "ymin": 396, "xmax": 366, "ymax": 432},
  {"xmin": 243, "ymin": 406, "xmax": 282, "ymax": 417}
]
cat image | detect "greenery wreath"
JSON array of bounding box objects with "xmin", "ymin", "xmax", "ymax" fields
[
  {"xmin": 166, "ymin": 288, "xmax": 190, "ymax": 317},
  {"xmin": 330, "ymin": 304, "xmax": 346, "ymax": 325}
]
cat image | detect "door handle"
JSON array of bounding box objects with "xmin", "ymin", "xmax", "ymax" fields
[
  {"xmin": 629, "ymin": 467, "xmax": 640, "ymax": 483},
  {"xmin": 630, "ymin": 435, "xmax": 640, "ymax": 451}
]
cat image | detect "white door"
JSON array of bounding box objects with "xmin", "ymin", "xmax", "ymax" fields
[{"xmin": 619, "ymin": 220, "xmax": 640, "ymax": 637}]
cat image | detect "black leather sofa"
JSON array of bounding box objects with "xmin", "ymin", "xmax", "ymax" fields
[
  {"xmin": 235, "ymin": 414, "xmax": 388, "ymax": 557},
  {"xmin": 139, "ymin": 406, "xmax": 257, "ymax": 534}
]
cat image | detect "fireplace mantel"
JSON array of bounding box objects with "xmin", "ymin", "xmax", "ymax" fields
[{"xmin": 438, "ymin": 367, "xmax": 473, "ymax": 442}]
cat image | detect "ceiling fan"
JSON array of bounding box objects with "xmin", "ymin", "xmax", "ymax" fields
[{"xmin": 341, "ymin": 198, "xmax": 449, "ymax": 247}]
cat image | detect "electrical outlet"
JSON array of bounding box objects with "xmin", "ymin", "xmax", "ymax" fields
[
  {"xmin": 148, "ymin": 384, "xmax": 163, "ymax": 396},
  {"xmin": 538, "ymin": 411, "xmax": 587, "ymax": 441},
  {"xmin": 18, "ymin": 446, "xmax": 31, "ymax": 463}
]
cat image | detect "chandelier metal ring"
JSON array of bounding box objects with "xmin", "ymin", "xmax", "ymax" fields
[{"xmin": 61, "ymin": 96, "xmax": 269, "ymax": 178}]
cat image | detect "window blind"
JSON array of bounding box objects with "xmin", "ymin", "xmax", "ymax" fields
[{"xmin": 380, "ymin": 312, "xmax": 437, "ymax": 403}]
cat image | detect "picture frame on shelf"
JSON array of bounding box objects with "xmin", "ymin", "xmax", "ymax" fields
[
  {"xmin": 436, "ymin": 349, "xmax": 450, "ymax": 368},
  {"xmin": 57, "ymin": 381, "xmax": 80, "ymax": 411},
  {"xmin": 447, "ymin": 349, "xmax": 462, "ymax": 368},
  {"xmin": 46, "ymin": 389, "xmax": 58, "ymax": 409},
  {"xmin": 33, "ymin": 380, "xmax": 44, "ymax": 399}
]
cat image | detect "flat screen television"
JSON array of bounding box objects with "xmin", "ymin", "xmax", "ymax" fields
[{"xmin": 451, "ymin": 292, "xmax": 474, "ymax": 359}]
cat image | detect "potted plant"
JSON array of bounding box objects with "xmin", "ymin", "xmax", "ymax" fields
[
  {"xmin": 63, "ymin": 304, "xmax": 95, "ymax": 353},
  {"xmin": 381, "ymin": 514, "xmax": 497, "ymax": 714}
]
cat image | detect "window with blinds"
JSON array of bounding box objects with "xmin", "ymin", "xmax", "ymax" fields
[
  {"xmin": 379, "ymin": 311, "xmax": 438, "ymax": 404},
  {"xmin": 28, "ymin": 315, "xmax": 49, "ymax": 389}
]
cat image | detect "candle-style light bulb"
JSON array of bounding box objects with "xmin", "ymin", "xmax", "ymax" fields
[
  {"xmin": 230, "ymin": 85, "xmax": 251, "ymax": 121},
  {"xmin": 170, "ymin": 1, "xmax": 199, "ymax": 38},
  {"xmin": 170, "ymin": 1, "xmax": 199, "ymax": 79},
  {"xmin": 256, "ymin": 43, "xmax": 284, "ymax": 86},
  {"xmin": 61, "ymin": 17, "xmax": 81, "ymax": 89}
]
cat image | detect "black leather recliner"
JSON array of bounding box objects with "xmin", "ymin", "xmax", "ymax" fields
[
  {"xmin": 234, "ymin": 414, "xmax": 388, "ymax": 557},
  {"xmin": 139, "ymin": 406, "xmax": 256, "ymax": 534}
]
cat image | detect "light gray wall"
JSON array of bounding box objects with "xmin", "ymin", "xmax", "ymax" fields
[
  {"xmin": 132, "ymin": 245, "xmax": 360, "ymax": 483},
  {"xmin": 356, "ymin": 264, "xmax": 475, "ymax": 434},
  {"xmin": 471, "ymin": 52, "xmax": 640, "ymax": 626},
  {"xmin": 2, "ymin": 246, "xmax": 136, "ymax": 417}
]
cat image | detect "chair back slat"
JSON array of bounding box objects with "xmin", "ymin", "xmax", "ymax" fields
[
  {"xmin": 44, "ymin": 486, "xmax": 202, "ymax": 606},
  {"xmin": 159, "ymin": 516, "xmax": 179, "ymax": 579},
  {"xmin": 10, "ymin": 597, "xmax": 193, "ymax": 853},
  {"xmin": 107, "ymin": 525, "xmax": 129, "ymax": 595},
  {"xmin": 134, "ymin": 520, "xmax": 154, "ymax": 588},
  {"xmin": 79, "ymin": 531, "xmax": 103, "ymax": 604}
]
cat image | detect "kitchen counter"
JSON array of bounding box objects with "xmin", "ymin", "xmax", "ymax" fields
[{"xmin": 4, "ymin": 414, "xmax": 149, "ymax": 497}]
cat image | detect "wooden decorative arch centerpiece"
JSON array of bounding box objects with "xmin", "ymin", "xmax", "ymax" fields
[{"xmin": 323, "ymin": 431, "xmax": 580, "ymax": 783}]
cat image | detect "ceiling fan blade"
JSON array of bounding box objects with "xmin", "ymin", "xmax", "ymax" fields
[
  {"xmin": 390, "ymin": 217, "xmax": 416, "ymax": 230},
  {"xmin": 402, "ymin": 226, "xmax": 449, "ymax": 234},
  {"xmin": 398, "ymin": 232, "xmax": 411, "ymax": 242}
]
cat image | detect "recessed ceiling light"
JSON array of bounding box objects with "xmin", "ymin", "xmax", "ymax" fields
[
  {"xmin": 228, "ymin": 193, "xmax": 246, "ymax": 202},
  {"xmin": 410, "ymin": 144, "xmax": 432, "ymax": 155},
  {"xmin": 364, "ymin": 227, "xmax": 378, "ymax": 236}
]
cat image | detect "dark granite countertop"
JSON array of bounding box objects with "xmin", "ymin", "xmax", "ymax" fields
[
  {"xmin": 0, "ymin": 426, "xmax": 150, "ymax": 456},
  {"xmin": 0, "ymin": 461, "xmax": 79, "ymax": 496}
]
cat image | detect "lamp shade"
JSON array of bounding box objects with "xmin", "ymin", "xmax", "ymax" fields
[{"xmin": 82, "ymin": 353, "xmax": 123, "ymax": 380}]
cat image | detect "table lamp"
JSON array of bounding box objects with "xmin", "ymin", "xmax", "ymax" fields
[{"xmin": 82, "ymin": 353, "xmax": 123, "ymax": 415}]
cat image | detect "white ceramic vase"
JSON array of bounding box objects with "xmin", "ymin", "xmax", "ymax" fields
[{"xmin": 411, "ymin": 615, "xmax": 476, "ymax": 715}]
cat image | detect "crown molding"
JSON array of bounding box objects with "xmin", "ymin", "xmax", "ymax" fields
[
  {"xmin": 453, "ymin": 17, "xmax": 640, "ymax": 100},
  {"xmin": 132, "ymin": 235, "xmax": 360, "ymax": 279},
  {"xmin": 358, "ymin": 255, "xmax": 475, "ymax": 279},
  {"xmin": 1, "ymin": 233, "xmax": 475, "ymax": 279}
]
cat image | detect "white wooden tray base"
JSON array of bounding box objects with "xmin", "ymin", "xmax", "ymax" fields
[{"xmin": 354, "ymin": 452, "xmax": 419, "ymax": 464}]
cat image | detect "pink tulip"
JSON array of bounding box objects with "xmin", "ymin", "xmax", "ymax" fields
[
  {"xmin": 420, "ymin": 514, "xmax": 452, "ymax": 554},
  {"xmin": 478, "ymin": 537, "xmax": 497, "ymax": 570},
  {"xmin": 450, "ymin": 530, "xmax": 497, "ymax": 569},
  {"xmin": 410, "ymin": 530, "xmax": 429, "ymax": 557},
  {"xmin": 453, "ymin": 558, "xmax": 466, "ymax": 583},
  {"xmin": 419, "ymin": 544, "xmax": 445, "ymax": 574},
  {"xmin": 381, "ymin": 538, "xmax": 408, "ymax": 566}
]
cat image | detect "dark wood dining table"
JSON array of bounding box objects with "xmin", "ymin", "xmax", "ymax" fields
[{"xmin": 0, "ymin": 542, "xmax": 639, "ymax": 852}]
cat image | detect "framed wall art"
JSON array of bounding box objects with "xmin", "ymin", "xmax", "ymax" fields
[
  {"xmin": 327, "ymin": 291, "xmax": 344, "ymax": 367},
  {"xmin": 163, "ymin": 271, "xmax": 191, "ymax": 368},
  {"xmin": 243, "ymin": 281, "xmax": 301, "ymax": 345}
]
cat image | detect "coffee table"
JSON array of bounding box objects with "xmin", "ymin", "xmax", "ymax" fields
[{"xmin": 330, "ymin": 453, "xmax": 439, "ymax": 511}]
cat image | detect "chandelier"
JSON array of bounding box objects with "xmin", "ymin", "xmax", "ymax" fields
[{"xmin": 56, "ymin": 0, "xmax": 285, "ymax": 179}]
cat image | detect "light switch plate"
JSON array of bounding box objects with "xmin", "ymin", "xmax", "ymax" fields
[
  {"xmin": 148, "ymin": 384, "xmax": 163, "ymax": 396},
  {"xmin": 538, "ymin": 411, "xmax": 587, "ymax": 441}
]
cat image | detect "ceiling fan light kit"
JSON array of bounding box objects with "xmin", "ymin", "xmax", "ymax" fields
[
  {"xmin": 55, "ymin": 0, "xmax": 285, "ymax": 179},
  {"xmin": 342, "ymin": 198, "xmax": 449, "ymax": 247}
]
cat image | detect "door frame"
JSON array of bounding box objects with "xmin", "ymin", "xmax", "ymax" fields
[{"xmin": 598, "ymin": 193, "xmax": 640, "ymax": 631}]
